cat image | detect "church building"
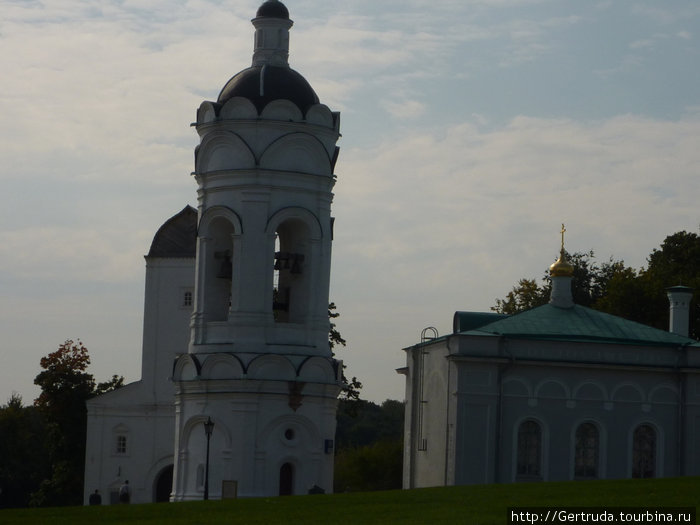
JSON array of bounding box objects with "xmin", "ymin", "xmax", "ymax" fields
[
  {"xmin": 83, "ymin": 0, "xmax": 342, "ymax": 503},
  {"xmin": 401, "ymin": 231, "xmax": 700, "ymax": 488}
]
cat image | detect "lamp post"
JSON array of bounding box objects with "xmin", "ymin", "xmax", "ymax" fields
[{"xmin": 203, "ymin": 416, "xmax": 214, "ymax": 500}]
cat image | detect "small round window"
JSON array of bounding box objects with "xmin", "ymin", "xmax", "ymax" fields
[{"xmin": 284, "ymin": 428, "xmax": 295, "ymax": 441}]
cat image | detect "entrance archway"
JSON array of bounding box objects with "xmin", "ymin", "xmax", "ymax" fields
[
  {"xmin": 154, "ymin": 464, "xmax": 174, "ymax": 502},
  {"xmin": 279, "ymin": 462, "xmax": 294, "ymax": 496}
]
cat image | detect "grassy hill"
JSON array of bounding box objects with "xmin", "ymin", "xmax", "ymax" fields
[{"xmin": 2, "ymin": 477, "xmax": 698, "ymax": 525}]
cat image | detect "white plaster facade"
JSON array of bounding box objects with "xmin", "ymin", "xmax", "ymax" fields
[
  {"xmin": 83, "ymin": 207, "xmax": 196, "ymax": 504},
  {"xmin": 402, "ymin": 256, "xmax": 700, "ymax": 488},
  {"xmin": 171, "ymin": 0, "xmax": 342, "ymax": 500},
  {"xmin": 84, "ymin": 0, "xmax": 342, "ymax": 503}
]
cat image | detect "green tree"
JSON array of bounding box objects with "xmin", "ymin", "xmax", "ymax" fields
[
  {"xmin": 329, "ymin": 302, "xmax": 363, "ymax": 401},
  {"xmin": 31, "ymin": 340, "xmax": 123, "ymax": 507},
  {"xmin": 492, "ymin": 251, "xmax": 632, "ymax": 314},
  {"xmin": 334, "ymin": 399, "xmax": 404, "ymax": 492},
  {"xmin": 0, "ymin": 394, "xmax": 50, "ymax": 508},
  {"xmin": 493, "ymin": 231, "xmax": 700, "ymax": 339}
]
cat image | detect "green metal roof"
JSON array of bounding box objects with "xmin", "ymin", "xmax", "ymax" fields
[{"xmin": 462, "ymin": 304, "xmax": 698, "ymax": 347}]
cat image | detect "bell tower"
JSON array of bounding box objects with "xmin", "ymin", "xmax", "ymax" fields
[{"xmin": 171, "ymin": 0, "xmax": 342, "ymax": 499}]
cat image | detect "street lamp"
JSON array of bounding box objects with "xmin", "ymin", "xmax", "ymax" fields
[{"xmin": 203, "ymin": 416, "xmax": 215, "ymax": 500}]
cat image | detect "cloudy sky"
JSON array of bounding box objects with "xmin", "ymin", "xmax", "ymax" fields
[{"xmin": 1, "ymin": 0, "xmax": 699, "ymax": 405}]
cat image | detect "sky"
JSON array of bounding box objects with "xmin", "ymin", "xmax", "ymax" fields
[{"xmin": 1, "ymin": 0, "xmax": 699, "ymax": 405}]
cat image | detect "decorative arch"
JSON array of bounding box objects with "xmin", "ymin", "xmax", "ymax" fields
[
  {"xmin": 181, "ymin": 415, "xmax": 233, "ymax": 452},
  {"xmin": 648, "ymin": 383, "xmax": 678, "ymax": 404},
  {"xmin": 196, "ymin": 130, "xmax": 256, "ymax": 173},
  {"xmin": 247, "ymin": 354, "xmax": 297, "ymax": 381},
  {"xmin": 199, "ymin": 206, "xmax": 243, "ymax": 236},
  {"xmin": 305, "ymin": 104, "xmax": 335, "ymax": 128},
  {"xmin": 172, "ymin": 354, "xmax": 202, "ymax": 381},
  {"xmin": 197, "ymin": 101, "xmax": 219, "ymax": 124},
  {"xmin": 261, "ymin": 100, "xmax": 303, "ymax": 122},
  {"xmin": 260, "ymin": 132, "xmax": 331, "ymax": 176},
  {"xmin": 502, "ymin": 376, "xmax": 531, "ymax": 397},
  {"xmin": 265, "ymin": 207, "xmax": 322, "ymax": 240},
  {"xmin": 297, "ymin": 356, "xmax": 338, "ymax": 384},
  {"xmin": 200, "ymin": 354, "xmax": 245, "ymax": 380},
  {"xmin": 611, "ymin": 382, "xmax": 645, "ymax": 403},
  {"xmin": 220, "ymin": 96, "xmax": 258, "ymax": 120},
  {"xmin": 534, "ymin": 379, "xmax": 570, "ymax": 400},
  {"xmin": 573, "ymin": 381, "xmax": 607, "ymax": 401}
]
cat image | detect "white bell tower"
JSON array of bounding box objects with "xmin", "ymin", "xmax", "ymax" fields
[{"xmin": 171, "ymin": 0, "xmax": 342, "ymax": 499}]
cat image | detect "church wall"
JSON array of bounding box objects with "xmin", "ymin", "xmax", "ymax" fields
[
  {"xmin": 495, "ymin": 354, "xmax": 683, "ymax": 483},
  {"xmin": 84, "ymin": 400, "xmax": 175, "ymax": 504},
  {"xmin": 141, "ymin": 257, "xmax": 194, "ymax": 401},
  {"xmin": 172, "ymin": 382, "xmax": 337, "ymax": 499},
  {"xmin": 452, "ymin": 361, "xmax": 499, "ymax": 485},
  {"xmin": 402, "ymin": 341, "xmax": 451, "ymax": 488}
]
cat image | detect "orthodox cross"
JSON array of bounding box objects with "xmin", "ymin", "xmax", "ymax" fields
[{"xmin": 560, "ymin": 223, "xmax": 566, "ymax": 251}]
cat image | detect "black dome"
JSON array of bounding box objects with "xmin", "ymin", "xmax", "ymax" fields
[
  {"xmin": 148, "ymin": 206, "xmax": 197, "ymax": 258},
  {"xmin": 217, "ymin": 66, "xmax": 319, "ymax": 113},
  {"xmin": 256, "ymin": 1, "xmax": 289, "ymax": 19}
]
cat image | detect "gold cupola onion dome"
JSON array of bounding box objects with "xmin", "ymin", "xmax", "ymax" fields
[
  {"xmin": 549, "ymin": 224, "xmax": 574, "ymax": 277},
  {"xmin": 550, "ymin": 250, "xmax": 574, "ymax": 277}
]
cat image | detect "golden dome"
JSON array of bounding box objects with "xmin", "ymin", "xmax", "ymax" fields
[
  {"xmin": 550, "ymin": 223, "xmax": 574, "ymax": 277},
  {"xmin": 550, "ymin": 249, "xmax": 574, "ymax": 277}
]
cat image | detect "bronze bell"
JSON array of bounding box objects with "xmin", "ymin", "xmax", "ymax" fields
[{"xmin": 216, "ymin": 251, "xmax": 232, "ymax": 280}]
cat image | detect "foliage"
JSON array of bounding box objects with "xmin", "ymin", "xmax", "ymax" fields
[
  {"xmin": 492, "ymin": 231, "xmax": 700, "ymax": 339},
  {"xmin": 27, "ymin": 340, "xmax": 124, "ymax": 507},
  {"xmin": 0, "ymin": 395, "xmax": 50, "ymax": 508},
  {"xmin": 334, "ymin": 399, "xmax": 404, "ymax": 492},
  {"xmin": 329, "ymin": 302, "xmax": 363, "ymax": 400},
  {"xmin": 493, "ymin": 251, "xmax": 632, "ymax": 314},
  {"xmin": 1, "ymin": 477, "xmax": 697, "ymax": 525},
  {"xmin": 334, "ymin": 440, "xmax": 403, "ymax": 493}
]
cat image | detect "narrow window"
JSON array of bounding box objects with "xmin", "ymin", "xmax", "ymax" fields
[
  {"xmin": 516, "ymin": 420, "xmax": 542, "ymax": 480},
  {"xmin": 116, "ymin": 435, "xmax": 127, "ymax": 455},
  {"xmin": 574, "ymin": 423, "xmax": 599, "ymax": 479},
  {"xmin": 632, "ymin": 424, "xmax": 656, "ymax": 478},
  {"xmin": 183, "ymin": 290, "xmax": 193, "ymax": 307}
]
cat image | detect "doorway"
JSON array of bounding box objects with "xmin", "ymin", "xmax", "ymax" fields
[
  {"xmin": 154, "ymin": 464, "xmax": 174, "ymax": 502},
  {"xmin": 279, "ymin": 462, "xmax": 294, "ymax": 496}
]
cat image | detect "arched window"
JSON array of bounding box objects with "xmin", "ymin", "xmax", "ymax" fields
[
  {"xmin": 273, "ymin": 219, "xmax": 310, "ymax": 324},
  {"xmin": 516, "ymin": 420, "xmax": 542, "ymax": 481},
  {"xmin": 574, "ymin": 422, "xmax": 599, "ymax": 479},
  {"xmin": 203, "ymin": 217, "xmax": 235, "ymax": 322},
  {"xmin": 632, "ymin": 424, "xmax": 656, "ymax": 478}
]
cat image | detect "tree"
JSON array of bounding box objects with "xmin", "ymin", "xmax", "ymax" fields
[
  {"xmin": 492, "ymin": 251, "xmax": 632, "ymax": 314},
  {"xmin": 329, "ymin": 302, "xmax": 363, "ymax": 400},
  {"xmin": 0, "ymin": 394, "xmax": 49, "ymax": 508},
  {"xmin": 493, "ymin": 231, "xmax": 700, "ymax": 340},
  {"xmin": 334, "ymin": 399, "xmax": 404, "ymax": 492},
  {"xmin": 31, "ymin": 340, "xmax": 123, "ymax": 507}
]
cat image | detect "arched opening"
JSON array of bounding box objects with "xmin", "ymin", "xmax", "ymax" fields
[
  {"xmin": 516, "ymin": 420, "xmax": 542, "ymax": 481},
  {"xmin": 632, "ymin": 424, "xmax": 656, "ymax": 478},
  {"xmin": 574, "ymin": 422, "xmax": 599, "ymax": 479},
  {"xmin": 273, "ymin": 219, "xmax": 310, "ymax": 324},
  {"xmin": 203, "ymin": 217, "xmax": 235, "ymax": 322},
  {"xmin": 279, "ymin": 462, "xmax": 294, "ymax": 496},
  {"xmin": 153, "ymin": 464, "xmax": 174, "ymax": 503}
]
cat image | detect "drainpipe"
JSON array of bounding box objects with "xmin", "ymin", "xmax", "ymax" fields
[{"xmin": 494, "ymin": 337, "xmax": 514, "ymax": 484}]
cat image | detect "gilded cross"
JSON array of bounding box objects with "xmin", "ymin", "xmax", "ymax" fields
[{"xmin": 560, "ymin": 223, "xmax": 566, "ymax": 251}]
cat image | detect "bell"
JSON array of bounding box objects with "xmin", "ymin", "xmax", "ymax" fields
[
  {"xmin": 290, "ymin": 253, "xmax": 304, "ymax": 274},
  {"xmin": 216, "ymin": 253, "xmax": 232, "ymax": 280}
]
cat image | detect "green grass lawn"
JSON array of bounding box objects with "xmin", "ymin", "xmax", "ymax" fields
[{"xmin": 2, "ymin": 477, "xmax": 698, "ymax": 525}]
